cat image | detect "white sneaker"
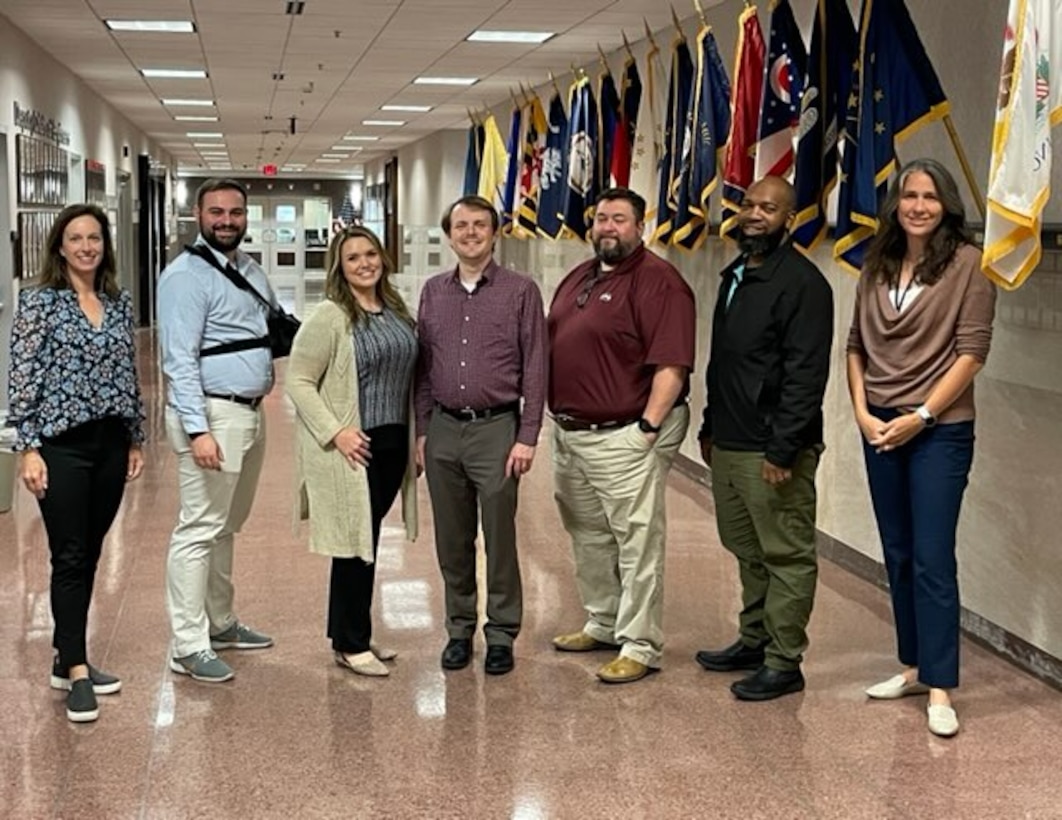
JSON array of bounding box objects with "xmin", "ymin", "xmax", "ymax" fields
[
  {"xmin": 927, "ymin": 704, "xmax": 960, "ymax": 737},
  {"xmin": 865, "ymin": 674, "xmax": 930, "ymax": 700}
]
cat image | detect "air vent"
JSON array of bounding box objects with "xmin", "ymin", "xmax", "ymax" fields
[
  {"xmin": 272, "ymin": 72, "xmax": 285, "ymax": 80},
  {"xmin": 285, "ymin": 1, "xmax": 305, "ymax": 14}
]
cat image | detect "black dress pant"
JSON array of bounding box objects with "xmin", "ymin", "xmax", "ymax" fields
[
  {"xmin": 328, "ymin": 425, "xmax": 408, "ymax": 654},
  {"xmin": 37, "ymin": 417, "xmax": 130, "ymax": 671}
]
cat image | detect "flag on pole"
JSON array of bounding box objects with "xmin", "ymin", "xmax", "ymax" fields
[
  {"xmin": 654, "ymin": 34, "xmax": 695, "ymax": 245},
  {"xmin": 515, "ymin": 94, "xmax": 548, "ymax": 238},
  {"xmin": 834, "ymin": 0, "xmax": 950, "ymax": 273},
  {"xmin": 462, "ymin": 119, "xmax": 484, "ymax": 196},
  {"xmin": 501, "ymin": 103, "xmax": 524, "ymax": 234},
  {"xmin": 598, "ymin": 68, "xmax": 621, "ymax": 193},
  {"xmin": 722, "ymin": 5, "xmax": 766, "ymax": 237},
  {"xmin": 477, "ymin": 113, "xmax": 509, "ymax": 213},
  {"xmin": 537, "ymin": 90, "xmax": 570, "ymax": 239},
  {"xmin": 983, "ymin": 0, "xmax": 1062, "ymax": 289},
  {"xmin": 563, "ymin": 76, "xmax": 599, "ymax": 240},
  {"xmin": 630, "ymin": 37, "xmax": 669, "ymax": 238},
  {"xmin": 792, "ymin": 0, "xmax": 859, "ymax": 251},
  {"xmin": 753, "ymin": 0, "xmax": 807, "ymax": 180},
  {"xmin": 673, "ymin": 25, "xmax": 732, "ymax": 251},
  {"xmin": 611, "ymin": 57, "xmax": 642, "ymax": 187}
]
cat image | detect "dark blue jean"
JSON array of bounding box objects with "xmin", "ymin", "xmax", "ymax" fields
[{"xmin": 861, "ymin": 407, "xmax": 974, "ymax": 688}]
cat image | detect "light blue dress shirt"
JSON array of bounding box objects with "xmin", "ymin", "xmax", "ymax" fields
[{"xmin": 157, "ymin": 238, "xmax": 276, "ymax": 434}]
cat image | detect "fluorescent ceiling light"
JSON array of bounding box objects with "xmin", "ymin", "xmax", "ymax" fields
[
  {"xmin": 106, "ymin": 20, "xmax": 195, "ymax": 33},
  {"xmin": 142, "ymin": 68, "xmax": 207, "ymax": 79},
  {"xmin": 321, "ymin": 154, "xmax": 349, "ymax": 159},
  {"xmin": 466, "ymin": 30, "xmax": 553, "ymax": 44},
  {"xmin": 381, "ymin": 104, "xmax": 432, "ymax": 112},
  {"xmin": 163, "ymin": 98, "xmax": 215, "ymax": 106},
  {"xmin": 331, "ymin": 145, "xmax": 363, "ymax": 152},
  {"xmin": 174, "ymin": 115, "xmax": 219, "ymax": 122},
  {"xmin": 192, "ymin": 142, "xmax": 226, "ymax": 148},
  {"xmin": 362, "ymin": 119, "xmax": 405, "ymax": 126},
  {"xmin": 199, "ymin": 151, "xmax": 229, "ymax": 156},
  {"xmin": 413, "ymin": 76, "xmax": 478, "ymax": 86},
  {"xmin": 343, "ymin": 135, "xmax": 379, "ymax": 142},
  {"xmin": 316, "ymin": 159, "xmax": 342, "ymax": 164},
  {"xmin": 186, "ymin": 131, "xmax": 223, "ymax": 138}
]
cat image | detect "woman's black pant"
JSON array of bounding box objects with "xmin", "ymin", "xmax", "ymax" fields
[
  {"xmin": 328, "ymin": 425, "xmax": 408, "ymax": 654},
  {"xmin": 37, "ymin": 418, "xmax": 129, "ymax": 671}
]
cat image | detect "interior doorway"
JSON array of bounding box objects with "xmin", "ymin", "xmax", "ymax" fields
[{"xmin": 244, "ymin": 196, "xmax": 330, "ymax": 316}]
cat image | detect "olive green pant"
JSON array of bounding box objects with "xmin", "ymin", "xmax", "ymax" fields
[{"xmin": 710, "ymin": 446, "xmax": 821, "ymax": 671}]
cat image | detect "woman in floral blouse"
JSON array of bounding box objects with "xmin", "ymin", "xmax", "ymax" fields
[{"xmin": 8, "ymin": 204, "xmax": 146, "ymax": 723}]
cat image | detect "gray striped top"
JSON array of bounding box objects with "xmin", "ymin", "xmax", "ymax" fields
[{"xmin": 351, "ymin": 306, "xmax": 417, "ymax": 430}]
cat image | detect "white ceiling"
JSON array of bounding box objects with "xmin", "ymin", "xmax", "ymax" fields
[{"xmin": 2, "ymin": 0, "xmax": 727, "ymax": 177}]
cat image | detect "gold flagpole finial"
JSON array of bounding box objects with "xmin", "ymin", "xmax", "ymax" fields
[
  {"xmin": 692, "ymin": 0, "xmax": 706, "ymax": 24},
  {"xmin": 670, "ymin": 4, "xmax": 684, "ymax": 36},
  {"xmin": 548, "ymin": 70, "xmax": 562, "ymax": 98},
  {"xmin": 597, "ymin": 44, "xmax": 609, "ymax": 73},
  {"xmin": 621, "ymin": 30, "xmax": 634, "ymax": 59},
  {"xmin": 643, "ymin": 17, "xmax": 659, "ymax": 50}
]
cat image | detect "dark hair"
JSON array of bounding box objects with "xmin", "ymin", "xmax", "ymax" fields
[
  {"xmin": 37, "ymin": 204, "xmax": 119, "ymax": 298},
  {"xmin": 863, "ymin": 158, "xmax": 974, "ymax": 287},
  {"xmin": 324, "ymin": 225, "xmax": 413, "ymax": 327},
  {"xmin": 595, "ymin": 187, "xmax": 647, "ymax": 223},
  {"xmin": 441, "ymin": 195, "xmax": 499, "ymax": 234},
  {"xmin": 196, "ymin": 178, "xmax": 248, "ymax": 209}
]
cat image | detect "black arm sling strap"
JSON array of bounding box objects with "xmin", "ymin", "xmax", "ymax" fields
[{"xmin": 184, "ymin": 244, "xmax": 273, "ymax": 358}]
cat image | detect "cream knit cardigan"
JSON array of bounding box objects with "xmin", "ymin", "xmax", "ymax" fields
[{"xmin": 285, "ymin": 299, "xmax": 417, "ymax": 560}]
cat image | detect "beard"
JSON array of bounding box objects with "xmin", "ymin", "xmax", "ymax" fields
[
  {"xmin": 737, "ymin": 227, "xmax": 787, "ymax": 258},
  {"xmin": 201, "ymin": 223, "xmax": 246, "ymax": 253},
  {"xmin": 593, "ymin": 235, "xmax": 638, "ymax": 264}
]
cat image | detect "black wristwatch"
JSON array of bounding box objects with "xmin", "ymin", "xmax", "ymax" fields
[{"xmin": 638, "ymin": 418, "xmax": 662, "ymax": 434}]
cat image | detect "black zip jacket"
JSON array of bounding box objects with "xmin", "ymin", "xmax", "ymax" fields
[{"xmin": 699, "ymin": 239, "xmax": 834, "ymax": 468}]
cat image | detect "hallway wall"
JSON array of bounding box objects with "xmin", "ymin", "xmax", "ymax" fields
[{"xmin": 375, "ymin": 0, "xmax": 1062, "ymax": 667}]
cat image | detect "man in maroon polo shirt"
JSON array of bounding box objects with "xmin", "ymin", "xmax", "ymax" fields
[
  {"xmin": 548, "ymin": 187, "xmax": 696, "ymax": 684},
  {"xmin": 414, "ymin": 195, "xmax": 547, "ymax": 676}
]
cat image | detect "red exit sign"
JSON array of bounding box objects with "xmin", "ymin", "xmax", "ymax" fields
[{"xmin": 262, "ymin": 164, "xmax": 278, "ymax": 176}]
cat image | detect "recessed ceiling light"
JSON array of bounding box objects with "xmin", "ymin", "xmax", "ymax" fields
[
  {"xmin": 362, "ymin": 119, "xmax": 405, "ymax": 126},
  {"xmin": 163, "ymin": 98, "xmax": 215, "ymax": 106},
  {"xmin": 466, "ymin": 30, "xmax": 554, "ymax": 44},
  {"xmin": 192, "ymin": 142, "xmax": 226, "ymax": 148},
  {"xmin": 381, "ymin": 104, "xmax": 432, "ymax": 112},
  {"xmin": 142, "ymin": 68, "xmax": 207, "ymax": 79},
  {"xmin": 106, "ymin": 20, "xmax": 195, "ymax": 33},
  {"xmin": 199, "ymin": 151, "xmax": 229, "ymax": 156},
  {"xmin": 321, "ymin": 154, "xmax": 349, "ymax": 159},
  {"xmin": 343, "ymin": 135, "xmax": 379, "ymax": 142},
  {"xmin": 413, "ymin": 76, "xmax": 478, "ymax": 86},
  {"xmin": 186, "ymin": 131, "xmax": 223, "ymax": 138},
  {"xmin": 331, "ymin": 146, "xmax": 364, "ymax": 153},
  {"xmin": 316, "ymin": 158, "xmax": 342, "ymax": 164},
  {"xmin": 174, "ymin": 115, "xmax": 219, "ymax": 122}
]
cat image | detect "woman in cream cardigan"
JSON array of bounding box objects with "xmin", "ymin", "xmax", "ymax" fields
[{"xmin": 287, "ymin": 225, "xmax": 417, "ymax": 677}]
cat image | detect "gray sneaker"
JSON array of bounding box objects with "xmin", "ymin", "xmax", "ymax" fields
[
  {"xmin": 169, "ymin": 649, "xmax": 234, "ymax": 683},
  {"xmin": 51, "ymin": 660, "xmax": 122, "ymax": 695},
  {"xmin": 210, "ymin": 621, "xmax": 274, "ymax": 651}
]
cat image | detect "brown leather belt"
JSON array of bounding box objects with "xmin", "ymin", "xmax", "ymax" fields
[
  {"xmin": 437, "ymin": 401, "xmax": 520, "ymax": 422},
  {"xmin": 552, "ymin": 414, "xmax": 639, "ymax": 432},
  {"xmin": 205, "ymin": 392, "xmax": 264, "ymax": 409}
]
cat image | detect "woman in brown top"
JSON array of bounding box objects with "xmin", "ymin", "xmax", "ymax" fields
[{"xmin": 847, "ymin": 158, "xmax": 996, "ymax": 738}]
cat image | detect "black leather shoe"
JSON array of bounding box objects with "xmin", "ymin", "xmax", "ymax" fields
[
  {"xmin": 484, "ymin": 645, "xmax": 514, "ymax": 675},
  {"xmin": 695, "ymin": 639, "xmax": 766, "ymax": 672},
  {"xmin": 441, "ymin": 638, "xmax": 472, "ymax": 670},
  {"xmin": 730, "ymin": 666, "xmax": 805, "ymax": 701}
]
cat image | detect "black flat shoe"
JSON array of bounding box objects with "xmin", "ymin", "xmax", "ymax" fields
[
  {"xmin": 441, "ymin": 638, "xmax": 472, "ymax": 670},
  {"xmin": 484, "ymin": 645, "xmax": 514, "ymax": 675},
  {"xmin": 695, "ymin": 639, "xmax": 766, "ymax": 672},
  {"xmin": 730, "ymin": 666, "xmax": 805, "ymax": 701}
]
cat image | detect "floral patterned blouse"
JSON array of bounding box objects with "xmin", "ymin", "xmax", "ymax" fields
[{"xmin": 8, "ymin": 286, "xmax": 146, "ymax": 451}]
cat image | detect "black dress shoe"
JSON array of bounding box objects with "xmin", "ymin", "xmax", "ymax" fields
[
  {"xmin": 441, "ymin": 638, "xmax": 472, "ymax": 670},
  {"xmin": 695, "ymin": 639, "xmax": 766, "ymax": 672},
  {"xmin": 730, "ymin": 666, "xmax": 805, "ymax": 701},
  {"xmin": 484, "ymin": 645, "xmax": 514, "ymax": 675}
]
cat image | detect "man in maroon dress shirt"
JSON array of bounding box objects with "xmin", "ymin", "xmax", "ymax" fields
[
  {"xmin": 548, "ymin": 187, "xmax": 696, "ymax": 684},
  {"xmin": 415, "ymin": 195, "xmax": 547, "ymax": 676}
]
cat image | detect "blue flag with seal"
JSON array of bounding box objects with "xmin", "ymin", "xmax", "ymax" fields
[
  {"xmin": 563, "ymin": 76, "xmax": 599, "ymax": 240},
  {"xmin": 673, "ymin": 25, "xmax": 732, "ymax": 251},
  {"xmin": 654, "ymin": 34, "xmax": 695, "ymax": 245},
  {"xmin": 792, "ymin": 0, "xmax": 858, "ymax": 251},
  {"xmin": 462, "ymin": 120, "xmax": 484, "ymax": 196},
  {"xmin": 598, "ymin": 69, "xmax": 621, "ymax": 194},
  {"xmin": 834, "ymin": 0, "xmax": 950, "ymax": 272},
  {"xmin": 501, "ymin": 103, "xmax": 524, "ymax": 234},
  {"xmin": 537, "ymin": 90, "xmax": 570, "ymax": 239}
]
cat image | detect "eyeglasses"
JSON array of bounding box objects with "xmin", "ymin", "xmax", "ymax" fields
[{"xmin": 576, "ymin": 270, "xmax": 602, "ymax": 308}]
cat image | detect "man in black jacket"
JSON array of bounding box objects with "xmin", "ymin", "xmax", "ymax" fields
[{"xmin": 696, "ymin": 176, "xmax": 833, "ymax": 701}]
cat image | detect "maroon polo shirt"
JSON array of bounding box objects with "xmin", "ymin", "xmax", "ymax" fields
[
  {"xmin": 414, "ymin": 260, "xmax": 547, "ymax": 446},
  {"xmin": 547, "ymin": 244, "xmax": 696, "ymax": 423}
]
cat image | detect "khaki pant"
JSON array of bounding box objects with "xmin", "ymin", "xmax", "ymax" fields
[
  {"xmin": 552, "ymin": 405, "xmax": 688, "ymax": 667},
  {"xmin": 165, "ymin": 399, "xmax": 266, "ymax": 658},
  {"xmin": 711, "ymin": 446, "xmax": 821, "ymax": 671}
]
